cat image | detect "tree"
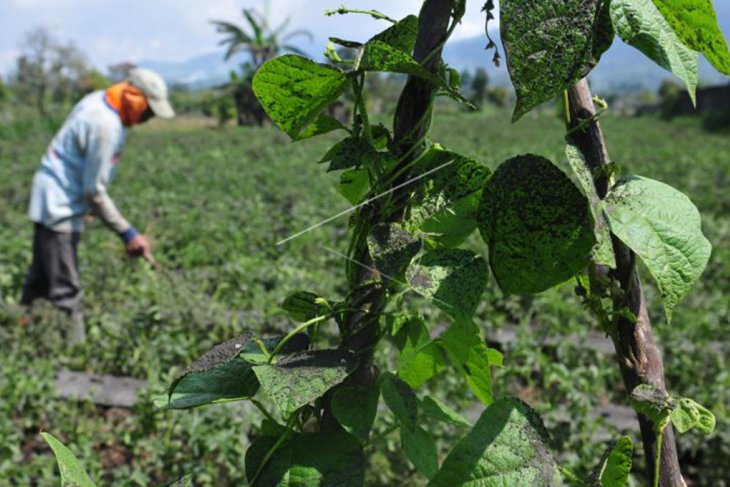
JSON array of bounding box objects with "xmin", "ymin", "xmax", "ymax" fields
[
  {"xmin": 470, "ymin": 67, "xmax": 489, "ymax": 108},
  {"xmin": 10, "ymin": 27, "xmax": 92, "ymax": 114},
  {"xmin": 210, "ymin": 8, "xmax": 312, "ymax": 125}
]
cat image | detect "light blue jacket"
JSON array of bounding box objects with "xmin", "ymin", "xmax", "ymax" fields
[{"xmin": 29, "ymin": 91, "xmax": 131, "ymax": 234}]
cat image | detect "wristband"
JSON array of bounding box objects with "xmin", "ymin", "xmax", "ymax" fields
[{"xmin": 121, "ymin": 227, "xmax": 139, "ymax": 243}]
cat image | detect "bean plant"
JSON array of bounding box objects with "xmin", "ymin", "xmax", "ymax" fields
[{"xmin": 44, "ymin": 0, "xmax": 729, "ymax": 486}]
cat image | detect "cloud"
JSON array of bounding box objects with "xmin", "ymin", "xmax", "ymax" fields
[{"xmin": 0, "ymin": 0, "xmax": 495, "ymax": 76}]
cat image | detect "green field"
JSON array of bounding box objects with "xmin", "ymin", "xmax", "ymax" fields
[{"xmin": 1, "ymin": 109, "xmax": 727, "ymax": 485}]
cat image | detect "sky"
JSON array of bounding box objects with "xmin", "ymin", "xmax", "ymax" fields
[{"xmin": 0, "ymin": 0, "xmax": 493, "ymax": 76}]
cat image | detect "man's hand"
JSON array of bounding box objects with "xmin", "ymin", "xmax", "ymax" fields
[{"xmin": 126, "ymin": 234, "xmax": 150, "ymax": 258}]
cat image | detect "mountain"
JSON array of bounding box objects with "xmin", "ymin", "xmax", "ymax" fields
[{"xmin": 139, "ymin": 52, "xmax": 243, "ymax": 89}]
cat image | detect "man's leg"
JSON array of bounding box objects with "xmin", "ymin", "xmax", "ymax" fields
[
  {"xmin": 21, "ymin": 223, "xmax": 50, "ymax": 306},
  {"xmin": 36, "ymin": 225, "xmax": 85, "ymax": 345}
]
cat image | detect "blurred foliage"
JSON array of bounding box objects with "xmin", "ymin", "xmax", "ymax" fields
[{"xmin": 0, "ymin": 110, "xmax": 727, "ymax": 485}]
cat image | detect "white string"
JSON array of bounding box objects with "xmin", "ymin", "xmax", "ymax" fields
[{"xmin": 276, "ymin": 158, "xmax": 456, "ymax": 246}]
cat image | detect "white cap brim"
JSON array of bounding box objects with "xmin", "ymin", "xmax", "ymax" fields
[{"xmin": 148, "ymin": 97, "xmax": 175, "ymax": 119}]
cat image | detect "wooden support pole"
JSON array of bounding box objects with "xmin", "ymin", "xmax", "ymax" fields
[{"xmin": 567, "ymin": 78, "xmax": 684, "ymax": 486}]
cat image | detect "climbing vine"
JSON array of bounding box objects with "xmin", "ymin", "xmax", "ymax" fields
[{"xmin": 44, "ymin": 0, "xmax": 728, "ymax": 485}]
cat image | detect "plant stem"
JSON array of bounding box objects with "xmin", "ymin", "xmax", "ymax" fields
[
  {"xmin": 250, "ymin": 417, "xmax": 296, "ymax": 485},
  {"xmin": 320, "ymin": 0, "xmax": 456, "ymax": 432},
  {"xmin": 654, "ymin": 427, "xmax": 664, "ymax": 487},
  {"xmin": 365, "ymin": 423, "xmax": 400, "ymax": 446},
  {"xmin": 324, "ymin": 8, "xmax": 398, "ymax": 24},
  {"xmin": 566, "ymin": 78, "xmax": 684, "ymax": 486},
  {"xmin": 269, "ymin": 314, "xmax": 330, "ymax": 361}
]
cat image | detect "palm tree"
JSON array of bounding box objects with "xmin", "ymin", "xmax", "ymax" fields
[{"xmin": 211, "ymin": 8, "xmax": 312, "ymax": 125}]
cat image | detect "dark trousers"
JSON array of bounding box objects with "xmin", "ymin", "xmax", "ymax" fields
[{"xmin": 22, "ymin": 223, "xmax": 85, "ymax": 344}]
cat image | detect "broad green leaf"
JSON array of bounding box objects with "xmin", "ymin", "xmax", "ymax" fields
[
  {"xmin": 157, "ymin": 358, "xmax": 260, "ymax": 409},
  {"xmin": 253, "ymin": 350, "xmax": 357, "ymax": 418},
  {"xmin": 401, "ymin": 425, "xmax": 439, "ymax": 479},
  {"xmin": 670, "ymin": 397, "xmax": 715, "ymax": 434},
  {"xmin": 601, "ymin": 176, "xmax": 712, "ymax": 322},
  {"xmin": 331, "ymin": 385, "xmax": 380, "ymax": 441},
  {"xmin": 611, "ymin": 0, "xmax": 698, "ymax": 103},
  {"xmin": 381, "ymin": 372, "xmax": 419, "ymax": 430},
  {"xmin": 245, "ymin": 431, "xmax": 365, "ymax": 486},
  {"xmin": 588, "ymin": 436, "xmax": 633, "ymax": 487},
  {"xmin": 253, "ymin": 55, "xmax": 348, "ymax": 139},
  {"xmin": 407, "ymin": 248, "xmax": 488, "ymax": 320},
  {"xmin": 355, "ymin": 41, "xmax": 470, "ymax": 104},
  {"xmin": 339, "ymin": 168, "xmax": 370, "ymax": 205},
  {"xmin": 281, "ymin": 291, "xmax": 327, "ymax": 322},
  {"xmin": 369, "ymin": 15, "xmax": 418, "ymax": 53},
  {"xmin": 158, "ymin": 333, "xmax": 310, "ymax": 409},
  {"xmin": 319, "ymin": 136, "xmax": 375, "ymax": 172},
  {"xmin": 421, "ymin": 396, "xmax": 471, "ymax": 427},
  {"xmin": 500, "ymin": 0, "xmax": 614, "ymax": 121},
  {"xmin": 439, "ymin": 320, "xmax": 494, "ymax": 405},
  {"xmin": 651, "ymin": 0, "xmax": 730, "ymax": 74},
  {"xmin": 407, "ymin": 146, "xmax": 491, "ymax": 248},
  {"xmin": 41, "ymin": 432, "xmax": 96, "ymax": 487},
  {"xmin": 159, "ymin": 333, "xmax": 259, "ymax": 409},
  {"xmin": 478, "ymin": 154, "xmax": 596, "ymax": 294},
  {"xmin": 393, "ymin": 317, "xmax": 446, "ymax": 388},
  {"xmin": 629, "ymin": 384, "xmax": 672, "ymax": 429},
  {"xmin": 367, "ymin": 222, "xmax": 422, "ymax": 280},
  {"xmin": 294, "ymin": 114, "xmax": 347, "ymax": 141},
  {"xmin": 565, "ymin": 144, "xmax": 616, "ymax": 268},
  {"xmin": 427, "ymin": 397, "xmax": 561, "ymax": 486}
]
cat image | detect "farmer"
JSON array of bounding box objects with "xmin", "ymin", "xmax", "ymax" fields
[{"xmin": 21, "ymin": 67, "xmax": 175, "ymax": 345}]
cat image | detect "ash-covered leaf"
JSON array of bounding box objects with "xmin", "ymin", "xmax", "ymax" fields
[
  {"xmin": 601, "ymin": 176, "xmax": 712, "ymax": 322},
  {"xmin": 253, "ymin": 55, "xmax": 348, "ymax": 139},
  {"xmin": 500, "ymin": 0, "xmax": 614, "ymax": 121},
  {"xmin": 407, "ymin": 249, "xmax": 488, "ymax": 320},
  {"xmin": 355, "ymin": 41, "xmax": 470, "ymax": 105},
  {"xmin": 565, "ymin": 144, "xmax": 616, "ymax": 268},
  {"xmin": 158, "ymin": 333, "xmax": 309, "ymax": 410},
  {"xmin": 427, "ymin": 397, "xmax": 561, "ymax": 486},
  {"xmin": 369, "ymin": 15, "xmax": 418, "ymax": 53},
  {"xmin": 407, "ymin": 146, "xmax": 491, "ymax": 247},
  {"xmin": 184, "ymin": 332, "xmax": 253, "ymax": 374},
  {"xmin": 253, "ymin": 350, "xmax": 357, "ymax": 418},
  {"xmin": 367, "ymin": 222, "xmax": 421, "ymax": 279},
  {"xmin": 629, "ymin": 384, "xmax": 673, "ymax": 428},
  {"xmin": 477, "ymin": 154, "xmax": 595, "ymax": 294}
]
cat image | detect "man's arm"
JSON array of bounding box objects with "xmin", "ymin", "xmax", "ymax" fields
[{"xmin": 81, "ymin": 121, "xmax": 149, "ymax": 256}]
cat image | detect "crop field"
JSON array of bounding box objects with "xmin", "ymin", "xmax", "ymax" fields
[{"xmin": 0, "ymin": 108, "xmax": 728, "ymax": 485}]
